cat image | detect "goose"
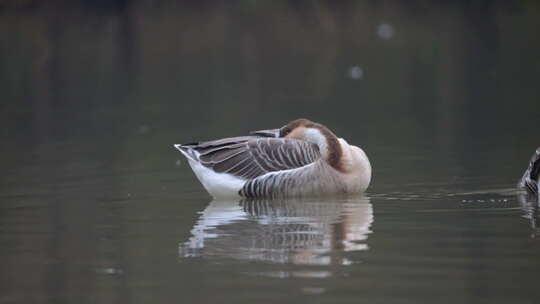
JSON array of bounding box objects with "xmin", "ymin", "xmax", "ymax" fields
[
  {"xmin": 518, "ymin": 147, "xmax": 540, "ymax": 195},
  {"xmin": 174, "ymin": 118, "xmax": 371, "ymax": 198}
]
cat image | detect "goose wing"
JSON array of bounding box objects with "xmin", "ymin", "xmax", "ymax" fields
[{"xmin": 177, "ymin": 137, "xmax": 321, "ymax": 180}]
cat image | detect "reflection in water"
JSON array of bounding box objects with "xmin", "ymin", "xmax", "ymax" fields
[
  {"xmin": 179, "ymin": 197, "xmax": 372, "ymax": 265},
  {"xmin": 517, "ymin": 191, "xmax": 540, "ymax": 238}
]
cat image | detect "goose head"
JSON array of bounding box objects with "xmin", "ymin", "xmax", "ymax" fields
[
  {"xmin": 278, "ymin": 119, "xmax": 335, "ymax": 142},
  {"xmin": 257, "ymin": 118, "xmax": 343, "ymax": 171},
  {"xmin": 251, "ymin": 119, "xmax": 336, "ymax": 141}
]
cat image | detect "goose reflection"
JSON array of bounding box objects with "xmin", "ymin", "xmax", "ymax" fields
[
  {"xmin": 517, "ymin": 147, "xmax": 540, "ymax": 238},
  {"xmin": 517, "ymin": 191, "xmax": 540, "ymax": 238},
  {"xmin": 179, "ymin": 197, "xmax": 373, "ymax": 265}
]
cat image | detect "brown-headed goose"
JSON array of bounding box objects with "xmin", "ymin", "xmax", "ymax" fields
[{"xmin": 174, "ymin": 119, "xmax": 371, "ymax": 198}]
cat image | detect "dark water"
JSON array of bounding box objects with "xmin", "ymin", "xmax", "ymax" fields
[{"xmin": 1, "ymin": 2, "xmax": 540, "ymax": 303}]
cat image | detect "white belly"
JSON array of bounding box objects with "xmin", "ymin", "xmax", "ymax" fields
[{"xmin": 187, "ymin": 159, "xmax": 246, "ymax": 198}]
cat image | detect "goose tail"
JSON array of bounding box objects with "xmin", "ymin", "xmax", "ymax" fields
[{"xmin": 174, "ymin": 144, "xmax": 199, "ymax": 162}]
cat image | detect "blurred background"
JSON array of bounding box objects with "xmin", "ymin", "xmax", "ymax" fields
[
  {"xmin": 1, "ymin": 0, "xmax": 539, "ymax": 187},
  {"xmin": 1, "ymin": 1, "xmax": 540, "ymax": 303}
]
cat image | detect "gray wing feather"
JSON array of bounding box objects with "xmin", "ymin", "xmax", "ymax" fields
[{"xmin": 181, "ymin": 137, "xmax": 320, "ymax": 180}]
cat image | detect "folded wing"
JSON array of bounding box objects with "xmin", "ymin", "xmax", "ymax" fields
[{"xmin": 181, "ymin": 137, "xmax": 321, "ymax": 180}]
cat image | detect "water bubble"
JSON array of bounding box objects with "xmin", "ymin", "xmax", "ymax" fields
[
  {"xmin": 377, "ymin": 23, "xmax": 394, "ymax": 40},
  {"xmin": 348, "ymin": 66, "xmax": 364, "ymax": 80},
  {"xmin": 175, "ymin": 160, "xmax": 182, "ymax": 166}
]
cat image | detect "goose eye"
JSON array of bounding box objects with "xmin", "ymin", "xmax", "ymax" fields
[{"xmin": 279, "ymin": 127, "xmax": 291, "ymax": 137}]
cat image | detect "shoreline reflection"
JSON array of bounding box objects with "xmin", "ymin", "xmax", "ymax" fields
[{"xmin": 179, "ymin": 197, "xmax": 373, "ymax": 265}]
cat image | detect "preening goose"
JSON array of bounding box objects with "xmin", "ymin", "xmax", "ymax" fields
[{"xmin": 174, "ymin": 118, "xmax": 371, "ymax": 198}]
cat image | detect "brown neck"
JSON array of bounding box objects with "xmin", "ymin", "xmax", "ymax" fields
[
  {"xmin": 283, "ymin": 119, "xmax": 345, "ymax": 172},
  {"xmin": 315, "ymin": 125, "xmax": 344, "ymax": 172}
]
